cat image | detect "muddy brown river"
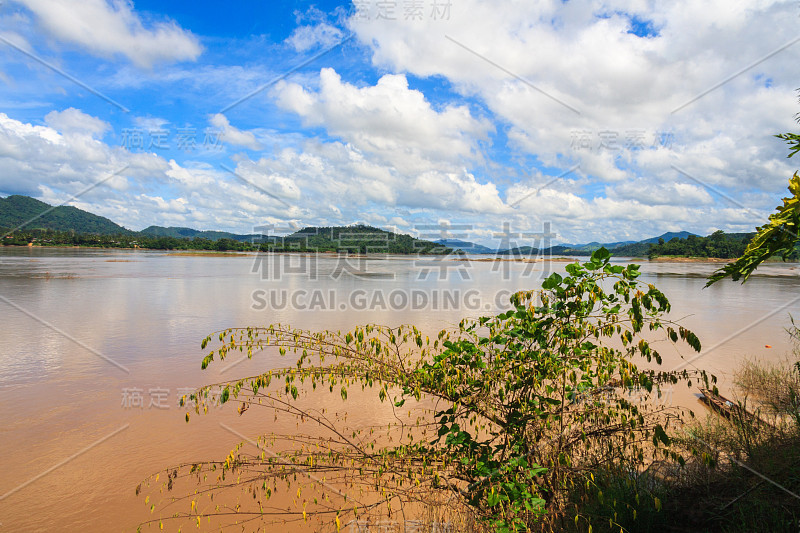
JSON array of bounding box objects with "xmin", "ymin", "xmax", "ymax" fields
[{"xmin": 1, "ymin": 247, "xmax": 798, "ymax": 531}]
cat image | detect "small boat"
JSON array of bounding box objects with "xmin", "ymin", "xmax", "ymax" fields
[{"xmin": 698, "ymin": 388, "xmax": 774, "ymax": 429}]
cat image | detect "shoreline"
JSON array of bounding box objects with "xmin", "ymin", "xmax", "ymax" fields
[
  {"xmin": 648, "ymin": 256, "xmax": 733, "ymax": 263},
  {"xmin": 0, "ymin": 245, "xmax": 451, "ymax": 258},
  {"xmin": 3, "ymin": 246, "xmax": 792, "ymax": 266}
]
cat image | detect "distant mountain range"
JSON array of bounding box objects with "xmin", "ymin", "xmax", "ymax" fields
[
  {"xmin": 434, "ymin": 239, "xmax": 497, "ymax": 254},
  {"xmin": 0, "ymin": 195, "xmax": 448, "ymax": 253},
  {"xmin": 557, "ymin": 240, "xmax": 636, "ymax": 252},
  {"xmin": 1, "ymin": 194, "xmax": 702, "ymax": 256},
  {"xmin": 638, "ymin": 231, "xmax": 697, "ymax": 244},
  {"xmin": 443, "ymin": 231, "xmax": 699, "ymax": 256},
  {"xmin": 0, "ymin": 195, "xmax": 270, "ymax": 241}
]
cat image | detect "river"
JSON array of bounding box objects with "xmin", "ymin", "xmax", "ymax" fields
[{"xmin": 1, "ymin": 247, "xmax": 799, "ymax": 531}]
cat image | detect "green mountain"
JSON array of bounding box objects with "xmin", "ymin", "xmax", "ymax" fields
[
  {"xmin": 0, "ymin": 197, "xmax": 449, "ymax": 253},
  {"xmin": 434, "ymin": 238, "xmax": 497, "ymax": 254},
  {"xmin": 629, "ymin": 230, "xmax": 763, "ymax": 259},
  {"xmin": 491, "ymin": 231, "xmax": 700, "ymax": 257},
  {"xmin": 3, "ymin": 195, "xmax": 739, "ymax": 258},
  {"xmin": 551, "ymin": 240, "xmax": 635, "ymax": 253},
  {"xmin": 140, "ymin": 225, "xmax": 260, "ymax": 242},
  {"xmin": 550, "ymin": 233, "xmax": 696, "ymax": 255},
  {"xmin": 0, "ymin": 195, "xmax": 129, "ymax": 235},
  {"xmin": 267, "ymin": 225, "xmax": 449, "ymax": 254},
  {"xmin": 611, "ymin": 231, "xmax": 699, "ymax": 256},
  {"xmin": 140, "ymin": 224, "xmax": 451, "ymax": 253},
  {"xmin": 638, "ymin": 231, "xmax": 697, "ymax": 244}
]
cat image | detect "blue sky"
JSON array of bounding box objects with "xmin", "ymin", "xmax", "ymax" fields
[{"xmin": 1, "ymin": 0, "xmax": 798, "ymax": 246}]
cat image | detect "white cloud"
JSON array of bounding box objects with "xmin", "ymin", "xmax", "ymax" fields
[
  {"xmin": 268, "ymin": 68, "xmax": 510, "ymax": 216},
  {"xmin": 4, "ymin": 1, "xmax": 798, "ymax": 245},
  {"xmin": 0, "ymin": 112, "xmax": 300, "ymax": 231},
  {"xmin": 609, "ymin": 180, "xmax": 714, "ymax": 206},
  {"xmin": 347, "ymin": 2, "xmax": 796, "ymax": 181},
  {"xmin": 133, "ymin": 116, "xmax": 170, "ymax": 130},
  {"xmin": 2, "ymin": 104, "xmax": 770, "ymax": 243},
  {"xmin": 44, "ymin": 108, "xmax": 110, "ymax": 138},
  {"xmin": 330, "ymin": 0, "xmax": 800, "ymax": 241},
  {"xmin": 0, "ymin": 111, "xmax": 132, "ymax": 198},
  {"xmin": 14, "ymin": 0, "xmax": 202, "ymax": 67},
  {"xmin": 286, "ymin": 22, "xmax": 344, "ymax": 52},
  {"xmin": 209, "ymin": 114, "xmax": 263, "ymax": 151},
  {"xmin": 389, "ymin": 216, "xmax": 410, "ymax": 227},
  {"xmin": 275, "ymin": 68, "xmax": 493, "ymax": 173},
  {"xmin": 0, "ymin": 30, "xmax": 33, "ymax": 54}
]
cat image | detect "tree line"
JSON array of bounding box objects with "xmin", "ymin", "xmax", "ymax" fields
[
  {"xmin": 1, "ymin": 225, "xmax": 450, "ymax": 254},
  {"xmin": 643, "ymin": 230, "xmax": 757, "ymax": 259}
]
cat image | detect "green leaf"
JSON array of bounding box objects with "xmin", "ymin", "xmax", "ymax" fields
[
  {"xmin": 591, "ymin": 246, "xmax": 611, "ymax": 262},
  {"xmin": 542, "ymin": 272, "xmax": 563, "ymax": 290},
  {"xmin": 653, "ymin": 424, "xmax": 670, "ymax": 446}
]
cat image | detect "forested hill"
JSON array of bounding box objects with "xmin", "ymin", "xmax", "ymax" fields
[
  {"xmin": 270, "ymin": 225, "xmax": 449, "ymax": 254},
  {"xmin": 140, "ymin": 225, "xmax": 261, "ymax": 242},
  {"xmin": 0, "ymin": 195, "xmax": 128, "ymax": 235},
  {"xmin": 491, "ymin": 231, "xmax": 765, "ymax": 259},
  {"xmin": 616, "ymin": 231, "xmax": 766, "ymax": 259},
  {"xmin": 0, "ymin": 196, "xmax": 449, "ymax": 253},
  {"xmin": 5, "ymin": 195, "xmax": 764, "ymax": 258}
]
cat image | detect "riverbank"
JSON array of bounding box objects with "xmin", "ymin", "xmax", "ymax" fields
[
  {"xmin": 1, "ymin": 244, "xmax": 447, "ymax": 256},
  {"xmin": 649, "ymin": 256, "xmax": 733, "ymax": 262}
]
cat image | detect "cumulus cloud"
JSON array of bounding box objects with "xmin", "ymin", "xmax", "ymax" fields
[
  {"xmin": 4, "ymin": 1, "xmax": 797, "ymax": 244},
  {"xmin": 0, "ymin": 112, "xmax": 134, "ymax": 197},
  {"xmin": 45, "ymin": 108, "xmax": 110, "ymax": 137},
  {"xmin": 0, "ymin": 108, "xmax": 772, "ymax": 243},
  {"xmin": 333, "ymin": 0, "xmax": 799, "ymax": 240},
  {"xmin": 609, "ymin": 180, "xmax": 714, "ymax": 206},
  {"xmin": 209, "ymin": 114, "xmax": 263, "ymax": 151},
  {"xmin": 0, "ymin": 112, "xmax": 299, "ymax": 231},
  {"xmin": 14, "ymin": 0, "xmax": 202, "ymax": 67},
  {"xmin": 269, "ymin": 68, "xmax": 508, "ymax": 215},
  {"xmin": 268, "ymin": 68, "xmax": 507, "ymax": 213},
  {"xmin": 276, "ymin": 68, "xmax": 493, "ymax": 173},
  {"xmin": 349, "ymin": 2, "xmax": 795, "ymax": 176}
]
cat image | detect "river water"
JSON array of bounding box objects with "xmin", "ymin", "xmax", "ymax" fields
[{"xmin": 1, "ymin": 247, "xmax": 799, "ymax": 531}]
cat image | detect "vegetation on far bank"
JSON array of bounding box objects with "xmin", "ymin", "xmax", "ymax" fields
[
  {"xmin": 1, "ymin": 224, "xmax": 450, "ymax": 254},
  {"xmin": 613, "ymin": 231, "xmax": 754, "ymax": 259},
  {"xmin": 0, "ymin": 195, "xmax": 450, "ymax": 253},
  {"xmin": 8, "ymin": 193, "xmax": 793, "ymax": 260}
]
